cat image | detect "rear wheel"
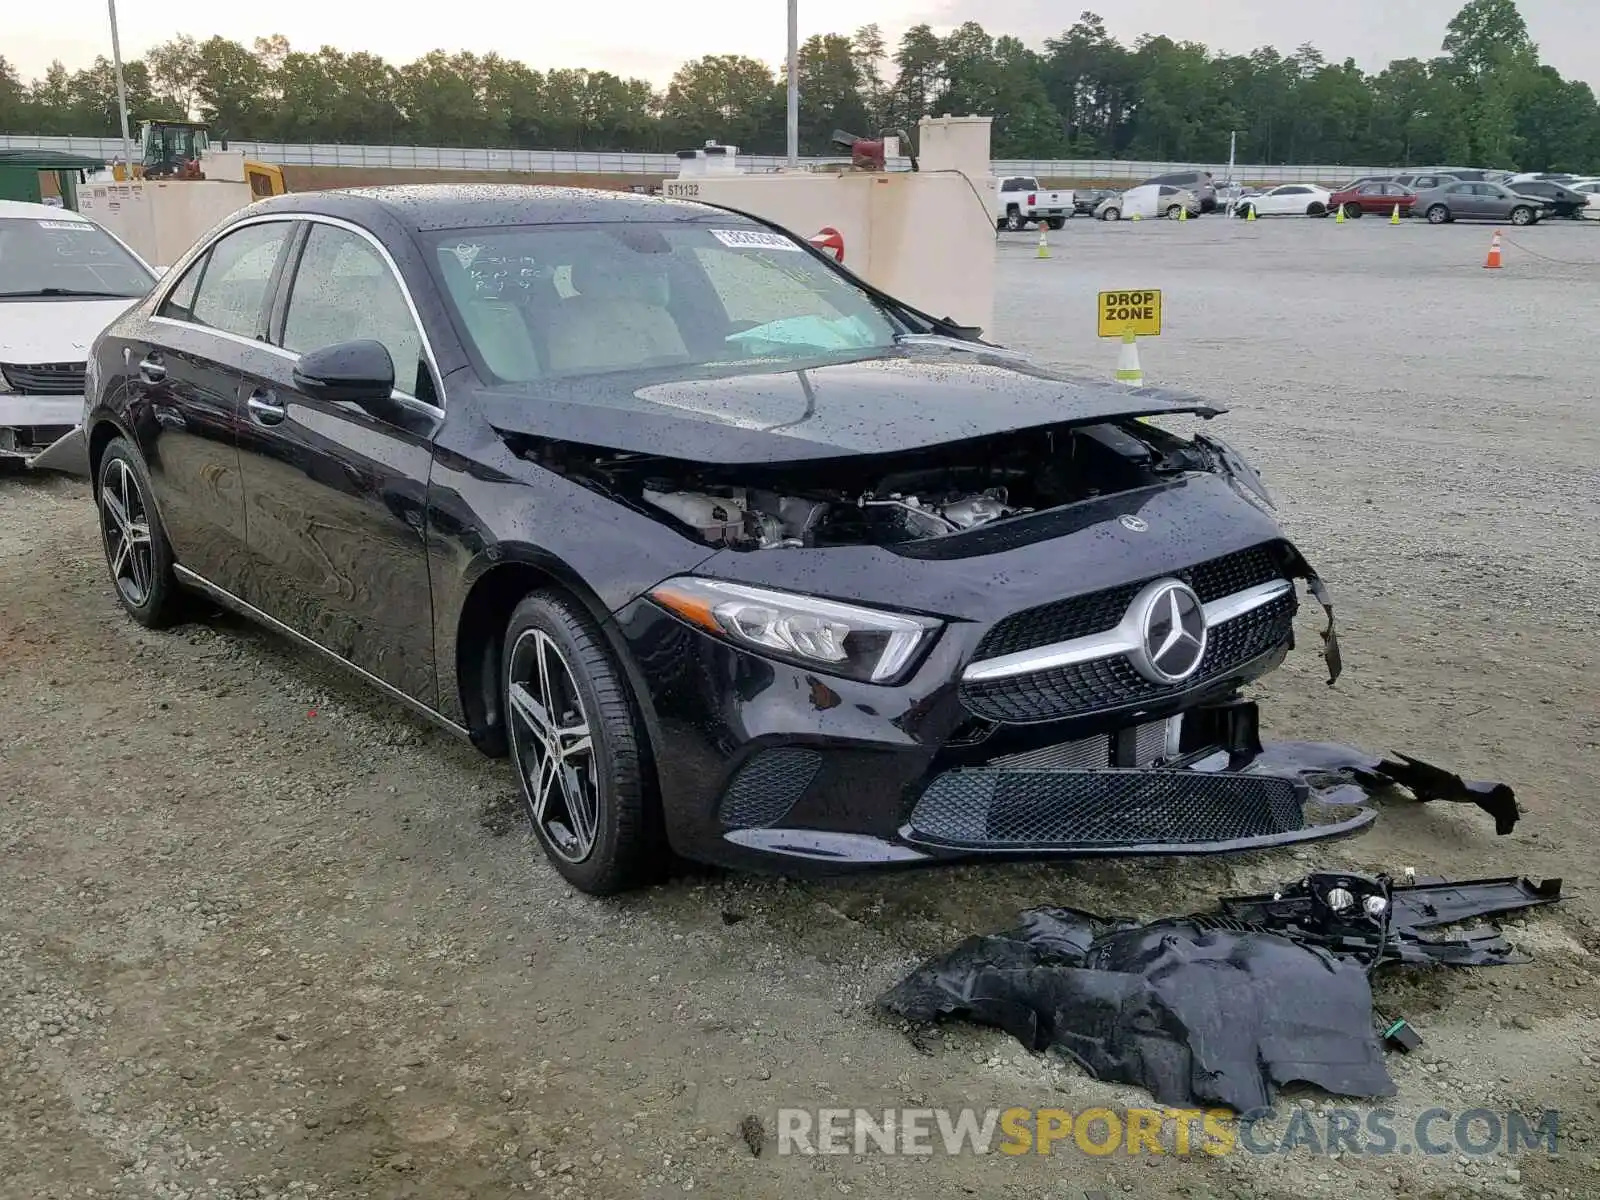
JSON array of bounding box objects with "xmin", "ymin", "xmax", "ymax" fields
[
  {"xmin": 1047, "ymin": 216, "xmax": 1066, "ymax": 230},
  {"xmin": 1509, "ymin": 205, "xmax": 1534, "ymax": 226},
  {"xmin": 1427, "ymin": 204, "xmax": 1450, "ymax": 225},
  {"xmin": 1342, "ymin": 202, "xmax": 1363, "ymax": 219},
  {"xmin": 1307, "ymin": 202, "xmax": 1327, "ymax": 217},
  {"xmin": 96, "ymin": 437, "xmax": 183, "ymax": 629},
  {"xmin": 503, "ymin": 590, "xmax": 659, "ymax": 895}
]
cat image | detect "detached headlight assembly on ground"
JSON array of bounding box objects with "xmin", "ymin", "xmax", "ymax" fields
[{"xmin": 649, "ymin": 577, "xmax": 942, "ymax": 684}]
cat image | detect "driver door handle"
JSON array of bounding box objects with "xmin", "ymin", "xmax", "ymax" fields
[
  {"xmin": 138, "ymin": 355, "xmax": 166, "ymax": 383},
  {"xmin": 246, "ymin": 389, "xmax": 286, "ymax": 425}
]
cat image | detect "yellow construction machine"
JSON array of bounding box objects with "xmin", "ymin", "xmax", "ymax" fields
[{"xmin": 111, "ymin": 119, "xmax": 285, "ymax": 196}]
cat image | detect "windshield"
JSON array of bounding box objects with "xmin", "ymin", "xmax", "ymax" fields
[
  {"xmin": 427, "ymin": 221, "xmax": 901, "ymax": 384},
  {"xmin": 0, "ymin": 217, "xmax": 154, "ymax": 299}
]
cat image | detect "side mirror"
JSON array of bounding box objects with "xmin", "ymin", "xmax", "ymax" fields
[{"xmin": 293, "ymin": 339, "xmax": 396, "ymax": 407}]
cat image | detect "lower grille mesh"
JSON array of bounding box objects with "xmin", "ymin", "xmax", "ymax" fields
[
  {"xmin": 907, "ymin": 769, "xmax": 1305, "ymax": 848},
  {"xmin": 718, "ymin": 748, "xmax": 821, "ymax": 829}
]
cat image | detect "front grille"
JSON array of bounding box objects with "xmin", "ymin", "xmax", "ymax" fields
[
  {"xmin": 973, "ymin": 545, "xmax": 1283, "ymax": 661},
  {"xmin": 906, "ymin": 768, "xmax": 1305, "ymax": 848},
  {"xmin": 1, "ymin": 362, "xmax": 88, "ymax": 395},
  {"xmin": 962, "ymin": 591, "xmax": 1295, "ymax": 724},
  {"xmin": 718, "ymin": 748, "xmax": 821, "ymax": 829}
]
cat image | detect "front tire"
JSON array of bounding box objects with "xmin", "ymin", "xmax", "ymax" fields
[
  {"xmin": 502, "ymin": 590, "xmax": 658, "ymax": 895},
  {"xmin": 1342, "ymin": 202, "xmax": 1363, "ymax": 219},
  {"xmin": 96, "ymin": 437, "xmax": 183, "ymax": 629},
  {"xmin": 1102, "ymin": 208, "xmax": 1120, "ymax": 222},
  {"xmin": 1510, "ymin": 206, "xmax": 1534, "ymax": 226},
  {"xmin": 1165, "ymin": 205, "xmax": 1183, "ymax": 220},
  {"xmin": 1427, "ymin": 204, "xmax": 1450, "ymax": 225},
  {"xmin": 1005, "ymin": 207, "xmax": 1025, "ymax": 232}
]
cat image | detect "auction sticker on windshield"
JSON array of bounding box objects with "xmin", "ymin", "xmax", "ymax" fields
[
  {"xmin": 710, "ymin": 229, "xmax": 803, "ymax": 252},
  {"xmin": 38, "ymin": 221, "xmax": 85, "ymax": 231},
  {"xmin": 1098, "ymin": 289, "xmax": 1163, "ymax": 338}
]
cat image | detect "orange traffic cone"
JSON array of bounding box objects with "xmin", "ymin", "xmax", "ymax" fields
[{"xmin": 1484, "ymin": 230, "xmax": 1503, "ymax": 269}]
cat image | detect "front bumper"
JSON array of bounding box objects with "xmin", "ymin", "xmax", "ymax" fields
[
  {"xmin": 613, "ymin": 569, "xmax": 1370, "ymax": 875},
  {"xmin": 1, "ymin": 393, "xmax": 87, "ymax": 472}
]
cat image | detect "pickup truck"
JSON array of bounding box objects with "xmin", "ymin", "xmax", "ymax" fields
[{"xmin": 995, "ymin": 176, "xmax": 1074, "ymax": 231}]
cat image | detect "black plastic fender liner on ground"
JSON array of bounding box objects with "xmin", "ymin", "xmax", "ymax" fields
[
  {"xmin": 880, "ymin": 873, "xmax": 1562, "ymax": 1111},
  {"xmin": 879, "ymin": 908, "xmax": 1396, "ymax": 1112}
]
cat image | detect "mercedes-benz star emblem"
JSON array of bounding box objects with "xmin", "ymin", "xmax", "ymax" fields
[
  {"xmin": 1119, "ymin": 514, "xmax": 1149, "ymax": 532},
  {"xmin": 1127, "ymin": 579, "xmax": 1208, "ymax": 684}
]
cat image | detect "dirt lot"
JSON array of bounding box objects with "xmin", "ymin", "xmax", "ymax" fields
[{"xmin": 3, "ymin": 216, "xmax": 1599, "ymax": 1200}]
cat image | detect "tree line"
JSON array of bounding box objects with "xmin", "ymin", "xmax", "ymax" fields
[{"xmin": 1, "ymin": 0, "xmax": 1596, "ymax": 171}]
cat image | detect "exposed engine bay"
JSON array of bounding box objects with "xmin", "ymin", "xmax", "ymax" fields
[{"xmin": 509, "ymin": 420, "xmax": 1271, "ymax": 550}]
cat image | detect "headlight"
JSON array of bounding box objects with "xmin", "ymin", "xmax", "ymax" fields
[{"xmin": 648, "ymin": 577, "xmax": 941, "ymax": 684}]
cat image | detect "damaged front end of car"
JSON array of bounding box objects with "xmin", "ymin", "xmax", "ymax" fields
[{"xmin": 487, "ymin": 371, "xmax": 1513, "ymax": 872}]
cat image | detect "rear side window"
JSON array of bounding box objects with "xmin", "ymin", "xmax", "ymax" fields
[{"xmin": 190, "ymin": 223, "xmax": 291, "ymax": 338}]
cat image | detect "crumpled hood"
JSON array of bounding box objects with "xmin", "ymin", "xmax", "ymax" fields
[
  {"xmin": 475, "ymin": 348, "xmax": 1223, "ymax": 464},
  {"xmin": 0, "ymin": 298, "xmax": 138, "ymax": 364}
]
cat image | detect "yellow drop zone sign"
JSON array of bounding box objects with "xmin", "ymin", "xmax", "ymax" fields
[{"xmin": 1098, "ymin": 289, "xmax": 1163, "ymax": 338}]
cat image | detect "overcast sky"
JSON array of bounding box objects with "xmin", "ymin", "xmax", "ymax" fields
[{"xmin": 9, "ymin": 0, "xmax": 1597, "ymax": 87}]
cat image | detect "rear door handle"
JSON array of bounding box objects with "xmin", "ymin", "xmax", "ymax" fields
[
  {"xmin": 246, "ymin": 390, "xmax": 286, "ymax": 425},
  {"xmin": 138, "ymin": 354, "xmax": 166, "ymax": 383}
]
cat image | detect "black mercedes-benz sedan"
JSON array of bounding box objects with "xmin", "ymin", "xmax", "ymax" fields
[{"xmin": 79, "ymin": 184, "xmax": 1359, "ymax": 894}]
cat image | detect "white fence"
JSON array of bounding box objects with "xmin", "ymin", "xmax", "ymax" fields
[{"xmin": 0, "ymin": 133, "xmax": 1385, "ymax": 184}]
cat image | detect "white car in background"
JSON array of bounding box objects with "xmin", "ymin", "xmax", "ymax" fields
[
  {"xmin": 1094, "ymin": 184, "xmax": 1202, "ymax": 221},
  {"xmin": 0, "ymin": 200, "xmax": 158, "ymax": 467},
  {"xmin": 1235, "ymin": 184, "xmax": 1334, "ymax": 218},
  {"xmin": 1569, "ymin": 179, "xmax": 1600, "ymax": 219}
]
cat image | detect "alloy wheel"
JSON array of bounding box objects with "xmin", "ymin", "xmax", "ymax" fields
[
  {"xmin": 507, "ymin": 628, "xmax": 601, "ymax": 863},
  {"xmin": 99, "ymin": 457, "xmax": 155, "ymax": 608}
]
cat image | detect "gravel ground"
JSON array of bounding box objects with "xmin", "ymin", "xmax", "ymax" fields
[{"xmin": 3, "ymin": 215, "xmax": 1599, "ymax": 1200}]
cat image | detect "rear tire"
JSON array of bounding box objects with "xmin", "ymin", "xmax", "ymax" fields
[
  {"xmin": 1510, "ymin": 206, "xmax": 1534, "ymax": 226},
  {"xmin": 1047, "ymin": 216, "xmax": 1066, "ymax": 230},
  {"xmin": 96, "ymin": 437, "xmax": 183, "ymax": 629},
  {"xmin": 1307, "ymin": 202, "xmax": 1327, "ymax": 217},
  {"xmin": 1427, "ymin": 204, "xmax": 1450, "ymax": 225},
  {"xmin": 502, "ymin": 590, "xmax": 660, "ymax": 895}
]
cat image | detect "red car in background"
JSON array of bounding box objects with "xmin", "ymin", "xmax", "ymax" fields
[{"xmin": 1327, "ymin": 180, "xmax": 1417, "ymax": 218}]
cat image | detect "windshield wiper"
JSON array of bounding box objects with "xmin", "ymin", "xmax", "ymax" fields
[{"xmin": 0, "ymin": 287, "xmax": 138, "ymax": 299}]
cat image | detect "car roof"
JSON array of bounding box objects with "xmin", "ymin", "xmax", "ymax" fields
[
  {"xmin": 245, "ymin": 184, "xmax": 743, "ymax": 233},
  {"xmin": 0, "ymin": 199, "xmax": 90, "ymax": 221}
]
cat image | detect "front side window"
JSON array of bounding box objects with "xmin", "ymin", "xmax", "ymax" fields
[
  {"xmin": 281, "ymin": 223, "xmax": 428, "ymax": 398},
  {"xmin": 430, "ymin": 222, "xmax": 899, "ymax": 384},
  {"xmin": 0, "ymin": 217, "xmax": 154, "ymax": 300},
  {"xmin": 190, "ymin": 222, "xmax": 291, "ymax": 338}
]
